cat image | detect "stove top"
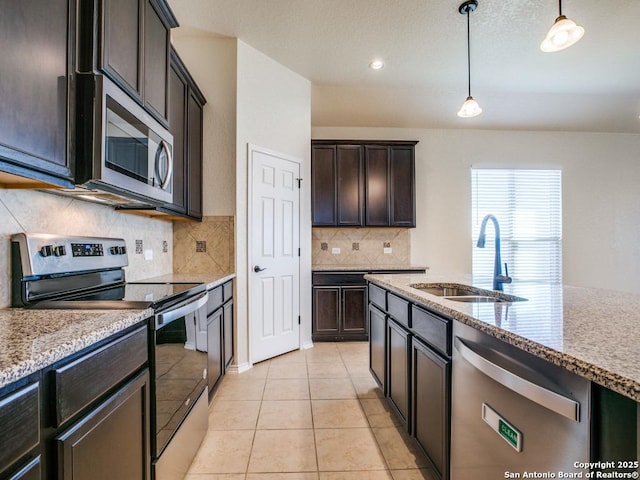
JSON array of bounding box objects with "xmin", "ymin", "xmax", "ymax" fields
[{"xmin": 25, "ymin": 282, "xmax": 207, "ymax": 311}]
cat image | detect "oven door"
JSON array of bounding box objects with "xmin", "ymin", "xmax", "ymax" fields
[{"xmin": 152, "ymin": 292, "xmax": 208, "ymax": 458}]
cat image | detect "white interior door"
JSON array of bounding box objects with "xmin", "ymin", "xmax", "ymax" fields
[{"xmin": 249, "ymin": 145, "xmax": 301, "ymax": 363}]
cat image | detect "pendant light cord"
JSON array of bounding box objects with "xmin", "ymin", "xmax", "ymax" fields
[
  {"xmin": 466, "ymin": 8, "xmax": 471, "ymax": 97},
  {"xmin": 558, "ymin": 0, "xmax": 563, "ymax": 16}
]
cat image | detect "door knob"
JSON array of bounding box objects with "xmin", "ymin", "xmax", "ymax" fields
[{"xmin": 254, "ymin": 265, "xmax": 267, "ymax": 273}]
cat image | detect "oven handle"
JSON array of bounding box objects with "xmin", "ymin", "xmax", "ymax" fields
[{"xmin": 156, "ymin": 292, "xmax": 208, "ymax": 329}]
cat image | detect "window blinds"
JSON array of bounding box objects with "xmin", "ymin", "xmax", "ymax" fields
[{"xmin": 471, "ymin": 168, "xmax": 562, "ymax": 285}]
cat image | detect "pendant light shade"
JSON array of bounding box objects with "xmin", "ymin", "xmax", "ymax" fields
[
  {"xmin": 540, "ymin": 1, "xmax": 584, "ymax": 52},
  {"xmin": 457, "ymin": 0, "xmax": 481, "ymax": 118},
  {"xmin": 458, "ymin": 96, "xmax": 482, "ymax": 118}
]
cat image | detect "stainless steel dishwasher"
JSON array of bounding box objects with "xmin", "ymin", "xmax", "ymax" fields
[{"xmin": 451, "ymin": 321, "xmax": 590, "ymax": 479}]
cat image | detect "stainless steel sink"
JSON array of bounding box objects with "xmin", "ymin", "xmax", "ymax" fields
[{"xmin": 409, "ymin": 283, "xmax": 527, "ymax": 303}]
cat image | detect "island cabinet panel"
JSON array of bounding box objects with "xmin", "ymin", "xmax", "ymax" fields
[
  {"xmin": 368, "ymin": 304, "xmax": 387, "ymax": 393},
  {"xmin": 387, "ymin": 318, "xmax": 410, "ymax": 426},
  {"xmin": 412, "ymin": 337, "xmax": 450, "ymax": 480},
  {"xmin": 311, "ymin": 140, "xmax": 417, "ymax": 227},
  {"xmin": 0, "ymin": 0, "xmax": 74, "ymax": 187}
]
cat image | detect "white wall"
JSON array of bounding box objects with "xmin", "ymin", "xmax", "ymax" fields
[
  {"xmin": 312, "ymin": 126, "xmax": 640, "ymax": 294},
  {"xmin": 171, "ymin": 30, "xmax": 237, "ymax": 216},
  {"xmin": 235, "ymin": 42, "xmax": 312, "ymax": 369}
]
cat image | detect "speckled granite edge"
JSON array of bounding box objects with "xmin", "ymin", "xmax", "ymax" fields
[
  {"xmin": 312, "ymin": 265, "xmax": 427, "ymax": 272},
  {"xmin": 0, "ymin": 308, "xmax": 153, "ymax": 389},
  {"xmin": 139, "ymin": 273, "xmax": 236, "ymax": 290},
  {"xmin": 365, "ymin": 274, "xmax": 640, "ymax": 402}
]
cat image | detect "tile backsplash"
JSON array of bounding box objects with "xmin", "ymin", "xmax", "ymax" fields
[
  {"xmin": 173, "ymin": 216, "xmax": 235, "ymax": 275},
  {"xmin": 312, "ymin": 228, "xmax": 410, "ymax": 266},
  {"xmin": 0, "ymin": 188, "xmax": 173, "ymax": 308}
]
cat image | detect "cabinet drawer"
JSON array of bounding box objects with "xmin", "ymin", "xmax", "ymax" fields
[
  {"xmin": 313, "ymin": 272, "xmax": 366, "ymax": 286},
  {"xmin": 0, "ymin": 383, "xmax": 40, "ymax": 471},
  {"xmin": 54, "ymin": 326, "xmax": 147, "ymax": 426},
  {"xmin": 387, "ymin": 293, "xmax": 410, "ymax": 328},
  {"xmin": 207, "ymin": 285, "xmax": 223, "ymax": 315},
  {"xmin": 368, "ymin": 284, "xmax": 386, "ymax": 310},
  {"xmin": 223, "ymin": 280, "xmax": 233, "ymax": 302},
  {"xmin": 411, "ymin": 306, "xmax": 450, "ymax": 356}
]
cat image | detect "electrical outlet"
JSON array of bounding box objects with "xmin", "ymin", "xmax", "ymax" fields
[
  {"xmin": 331, "ymin": 247, "xmax": 341, "ymax": 254},
  {"xmin": 383, "ymin": 247, "xmax": 392, "ymax": 254},
  {"xmin": 144, "ymin": 249, "xmax": 153, "ymax": 261}
]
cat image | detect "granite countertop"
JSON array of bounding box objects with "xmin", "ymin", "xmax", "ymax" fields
[
  {"xmin": 312, "ymin": 264, "xmax": 427, "ymax": 272},
  {"xmin": 140, "ymin": 272, "xmax": 236, "ymax": 290},
  {"xmin": 0, "ymin": 308, "xmax": 153, "ymax": 390},
  {"xmin": 365, "ymin": 273, "xmax": 640, "ymax": 402}
]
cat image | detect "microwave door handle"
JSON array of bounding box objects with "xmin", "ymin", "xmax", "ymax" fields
[
  {"xmin": 156, "ymin": 140, "xmax": 173, "ymax": 190},
  {"xmin": 156, "ymin": 292, "xmax": 208, "ymax": 329},
  {"xmin": 454, "ymin": 337, "xmax": 580, "ymax": 422}
]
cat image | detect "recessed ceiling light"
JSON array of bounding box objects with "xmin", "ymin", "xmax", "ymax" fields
[{"xmin": 369, "ymin": 60, "xmax": 385, "ymax": 70}]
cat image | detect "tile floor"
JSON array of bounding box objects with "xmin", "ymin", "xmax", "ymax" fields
[{"xmin": 186, "ymin": 342, "xmax": 436, "ymax": 480}]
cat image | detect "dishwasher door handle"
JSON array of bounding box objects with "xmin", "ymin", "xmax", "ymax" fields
[{"xmin": 455, "ymin": 337, "xmax": 580, "ymax": 422}]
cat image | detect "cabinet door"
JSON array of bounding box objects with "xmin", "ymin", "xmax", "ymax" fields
[
  {"xmin": 143, "ymin": 0, "xmax": 169, "ymax": 120},
  {"xmin": 6, "ymin": 456, "xmax": 41, "ymax": 480},
  {"xmin": 311, "ymin": 145, "xmax": 337, "ymax": 225},
  {"xmin": 364, "ymin": 146, "xmax": 390, "ymax": 226},
  {"xmin": 0, "ymin": 0, "xmax": 73, "ymax": 185},
  {"xmin": 167, "ymin": 59, "xmax": 187, "ymax": 214},
  {"xmin": 56, "ymin": 370, "xmax": 150, "ymax": 480},
  {"xmin": 102, "ymin": 0, "xmax": 142, "ymax": 95},
  {"xmin": 207, "ymin": 309, "xmax": 223, "ymax": 394},
  {"xmin": 336, "ymin": 146, "xmax": 363, "ymax": 226},
  {"xmin": 187, "ymin": 92, "xmax": 204, "ymax": 219},
  {"xmin": 223, "ymin": 300, "xmax": 234, "ymax": 370},
  {"xmin": 369, "ymin": 304, "xmax": 386, "ymax": 392},
  {"xmin": 390, "ymin": 146, "xmax": 415, "ymax": 227},
  {"xmin": 313, "ymin": 287, "xmax": 340, "ymax": 335},
  {"xmin": 412, "ymin": 337, "xmax": 450, "ymax": 480},
  {"xmin": 387, "ymin": 318, "xmax": 410, "ymax": 426},
  {"xmin": 341, "ymin": 286, "xmax": 367, "ymax": 334}
]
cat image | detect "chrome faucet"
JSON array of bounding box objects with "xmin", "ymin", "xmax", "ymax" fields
[{"xmin": 476, "ymin": 214, "xmax": 512, "ymax": 291}]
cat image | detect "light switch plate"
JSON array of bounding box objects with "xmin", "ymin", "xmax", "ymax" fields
[
  {"xmin": 383, "ymin": 247, "xmax": 392, "ymax": 254},
  {"xmin": 331, "ymin": 247, "xmax": 341, "ymax": 254},
  {"xmin": 144, "ymin": 249, "xmax": 153, "ymax": 261}
]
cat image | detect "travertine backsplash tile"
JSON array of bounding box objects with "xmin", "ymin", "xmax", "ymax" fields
[
  {"xmin": 0, "ymin": 188, "xmax": 173, "ymax": 308},
  {"xmin": 173, "ymin": 216, "xmax": 235, "ymax": 275},
  {"xmin": 312, "ymin": 228, "xmax": 410, "ymax": 266}
]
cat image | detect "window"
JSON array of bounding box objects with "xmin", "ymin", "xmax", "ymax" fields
[{"xmin": 471, "ymin": 169, "xmax": 562, "ymax": 285}]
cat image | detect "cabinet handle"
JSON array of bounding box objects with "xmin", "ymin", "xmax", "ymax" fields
[{"xmin": 454, "ymin": 337, "xmax": 580, "ymax": 422}]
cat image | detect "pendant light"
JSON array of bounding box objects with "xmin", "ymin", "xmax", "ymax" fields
[
  {"xmin": 540, "ymin": 0, "xmax": 584, "ymax": 52},
  {"xmin": 457, "ymin": 0, "xmax": 482, "ymax": 118}
]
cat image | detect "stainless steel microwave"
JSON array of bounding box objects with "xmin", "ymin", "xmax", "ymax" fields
[{"xmin": 74, "ymin": 74, "xmax": 174, "ymax": 205}]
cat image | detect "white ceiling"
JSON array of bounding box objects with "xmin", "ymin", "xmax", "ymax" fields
[{"xmin": 167, "ymin": 0, "xmax": 640, "ymax": 133}]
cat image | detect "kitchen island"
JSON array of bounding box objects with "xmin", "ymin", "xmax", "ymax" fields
[{"xmin": 366, "ymin": 272, "xmax": 640, "ymax": 480}]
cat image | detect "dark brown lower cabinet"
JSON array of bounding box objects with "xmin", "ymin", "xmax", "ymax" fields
[
  {"xmin": 223, "ymin": 300, "xmax": 234, "ymax": 370},
  {"xmin": 387, "ymin": 318, "xmax": 410, "ymax": 425},
  {"xmin": 312, "ymin": 285, "xmax": 367, "ymax": 341},
  {"xmin": 207, "ymin": 308, "xmax": 223, "ymax": 393},
  {"xmin": 369, "ymin": 304, "xmax": 386, "ymax": 393},
  {"xmin": 55, "ymin": 370, "xmax": 150, "ymax": 480},
  {"xmin": 5, "ymin": 457, "xmax": 41, "ymax": 480},
  {"xmin": 412, "ymin": 337, "xmax": 450, "ymax": 480}
]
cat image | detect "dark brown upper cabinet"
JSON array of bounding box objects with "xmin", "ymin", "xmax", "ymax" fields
[
  {"xmin": 0, "ymin": 0, "xmax": 75, "ymax": 188},
  {"xmin": 159, "ymin": 47, "xmax": 206, "ymax": 221},
  {"xmin": 78, "ymin": 0, "xmax": 178, "ymax": 125},
  {"xmin": 312, "ymin": 140, "xmax": 417, "ymax": 227},
  {"xmin": 311, "ymin": 144, "xmax": 364, "ymax": 226}
]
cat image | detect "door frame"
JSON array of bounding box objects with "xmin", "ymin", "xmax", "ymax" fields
[{"xmin": 247, "ymin": 143, "xmax": 302, "ymax": 365}]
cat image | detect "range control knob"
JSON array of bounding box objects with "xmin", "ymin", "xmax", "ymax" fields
[
  {"xmin": 39, "ymin": 245, "xmax": 54, "ymax": 257},
  {"xmin": 109, "ymin": 246, "xmax": 127, "ymax": 255},
  {"xmin": 109, "ymin": 246, "xmax": 119, "ymax": 255},
  {"xmin": 53, "ymin": 245, "xmax": 66, "ymax": 257}
]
